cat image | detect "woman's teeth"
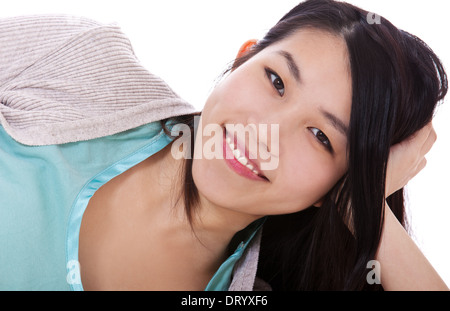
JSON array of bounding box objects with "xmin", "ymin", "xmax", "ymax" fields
[{"xmin": 226, "ymin": 137, "xmax": 258, "ymax": 175}]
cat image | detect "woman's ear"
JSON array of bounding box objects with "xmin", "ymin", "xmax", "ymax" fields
[{"xmin": 236, "ymin": 39, "xmax": 258, "ymax": 60}]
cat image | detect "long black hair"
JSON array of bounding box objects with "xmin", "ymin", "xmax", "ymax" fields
[{"xmin": 162, "ymin": 0, "xmax": 447, "ymax": 290}]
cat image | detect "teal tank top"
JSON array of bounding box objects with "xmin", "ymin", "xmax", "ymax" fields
[{"xmin": 0, "ymin": 120, "xmax": 260, "ymax": 290}]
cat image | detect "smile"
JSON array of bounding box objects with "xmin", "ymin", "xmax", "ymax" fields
[
  {"xmin": 225, "ymin": 136, "xmax": 259, "ymax": 173},
  {"xmin": 223, "ymin": 128, "xmax": 269, "ymax": 182}
]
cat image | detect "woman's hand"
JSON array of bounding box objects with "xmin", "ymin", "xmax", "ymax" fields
[
  {"xmin": 385, "ymin": 122, "xmax": 437, "ymax": 197},
  {"xmin": 379, "ymin": 122, "xmax": 448, "ymax": 290}
]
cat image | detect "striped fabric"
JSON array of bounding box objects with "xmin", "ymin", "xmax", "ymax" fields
[{"xmin": 0, "ymin": 14, "xmax": 197, "ymax": 146}]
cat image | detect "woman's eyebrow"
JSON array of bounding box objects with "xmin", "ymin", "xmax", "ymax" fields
[
  {"xmin": 275, "ymin": 50, "xmax": 348, "ymax": 138},
  {"xmin": 319, "ymin": 108, "xmax": 349, "ymax": 137},
  {"xmin": 277, "ymin": 50, "xmax": 301, "ymax": 83}
]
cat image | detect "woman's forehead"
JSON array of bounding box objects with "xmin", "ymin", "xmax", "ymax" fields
[{"xmin": 264, "ymin": 28, "xmax": 350, "ymax": 69}]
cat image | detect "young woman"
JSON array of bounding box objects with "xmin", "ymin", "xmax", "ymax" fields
[{"xmin": 0, "ymin": 0, "xmax": 447, "ymax": 290}]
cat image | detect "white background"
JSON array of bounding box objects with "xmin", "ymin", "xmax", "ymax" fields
[{"xmin": 3, "ymin": 0, "xmax": 449, "ymax": 287}]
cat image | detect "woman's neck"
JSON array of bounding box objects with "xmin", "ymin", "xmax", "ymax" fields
[{"xmin": 157, "ymin": 140, "xmax": 260, "ymax": 262}]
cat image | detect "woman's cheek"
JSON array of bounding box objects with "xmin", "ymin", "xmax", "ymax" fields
[{"xmin": 285, "ymin": 151, "xmax": 336, "ymax": 200}]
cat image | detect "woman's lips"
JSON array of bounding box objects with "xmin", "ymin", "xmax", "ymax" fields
[{"xmin": 222, "ymin": 127, "xmax": 269, "ymax": 182}]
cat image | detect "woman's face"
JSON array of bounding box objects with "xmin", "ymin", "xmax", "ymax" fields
[{"xmin": 192, "ymin": 29, "xmax": 352, "ymax": 217}]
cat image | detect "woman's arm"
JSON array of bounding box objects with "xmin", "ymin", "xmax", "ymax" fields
[
  {"xmin": 379, "ymin": 122, "xmax": 448, "ymax": 290},
  {"xmin": 376, "ymin": 203, "xmax": 448, "ymax": 290}
]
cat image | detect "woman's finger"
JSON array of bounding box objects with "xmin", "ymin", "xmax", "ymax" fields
[
  {"xmin": 412, "ymin": 157, "xmax": 427, "ymax": 180},
  {"xmin": 420, "ymin": 125, "xmax": 437, "ymax": 156}
]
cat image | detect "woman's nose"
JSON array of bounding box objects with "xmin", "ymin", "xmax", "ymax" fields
[{"xmin": 246, "ymin": 113, "xmax": 282, "ymax": 161}]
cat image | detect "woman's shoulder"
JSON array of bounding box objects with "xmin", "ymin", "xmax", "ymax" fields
[{"xmin": 0, "ymin": 14, "xmax": 197, "ymax": 146}]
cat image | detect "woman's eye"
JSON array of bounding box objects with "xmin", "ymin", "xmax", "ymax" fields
[
  {"xmin": 309, "ymin": 127, "xmax": 333, "ymax": 152},
  {"xmin": 265, "ymin": 68, "xmax": 285, "ymax": 96}
]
